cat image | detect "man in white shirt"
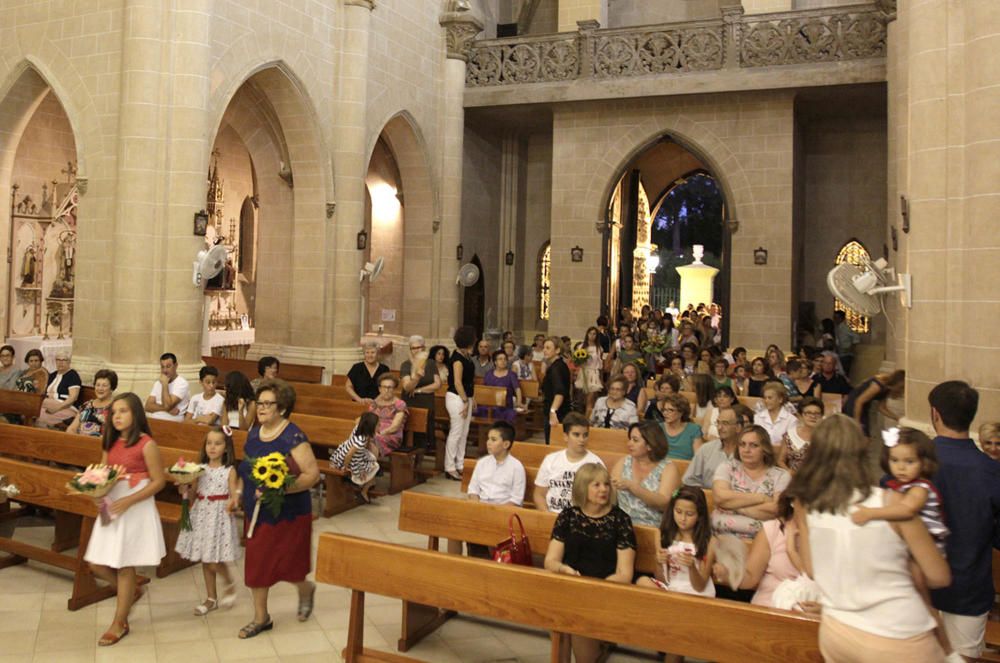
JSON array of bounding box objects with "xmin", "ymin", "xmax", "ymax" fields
[
  {"xmin": 467, "ymin": 421, "xmax": 525, "ymax": 506},
  {"xmin": 145, "ymin": 352, "xmax": 190, "ymax": 422},
  {"xmin": 185, "ymin": 365, "xmax": 224, "ymax": 425},
  {"xmin": 533, "ymin": 413, "xmax": 605, "ymax": 513}
]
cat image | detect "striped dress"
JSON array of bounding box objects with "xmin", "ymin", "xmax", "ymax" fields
[{"xmin": 887, "ymin": 478, "xmax": 948, "ymax": 552}]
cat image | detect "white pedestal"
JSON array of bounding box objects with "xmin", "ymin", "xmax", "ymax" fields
[{"xmin": 675, "ymin": 263, "xmax": 719, "ymax": 312}]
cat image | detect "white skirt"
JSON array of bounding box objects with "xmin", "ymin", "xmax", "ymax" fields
[{"xmin": 84, "ymin": 479, "xmax": 166, "ymax": 569}]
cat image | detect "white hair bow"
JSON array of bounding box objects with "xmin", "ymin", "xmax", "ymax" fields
[{"xmin": 882, "ymin": 427, "xmax": 900, "ymax": 448}]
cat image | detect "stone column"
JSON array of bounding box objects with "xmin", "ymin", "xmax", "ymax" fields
[
  {"xmin": 557, "ymin": 0, "xmax": 607, "ymax": 32},
  {"xmin": 75, "ymin": 0, "xmax": 210, "ymax": 388},
  {"xmin": 496, "ymin": 132, "xmax": 520, "ymax": 331},
  {"xmin": 328, "ymin": 0, "xmax": 374, "ymax": 368},
  {"xmin": 435, "ymin": 7, "xmax": 482, "ymax": 340}
]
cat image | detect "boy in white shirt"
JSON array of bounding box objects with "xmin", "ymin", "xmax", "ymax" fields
[
  {"xmin": 185, "ymin": 365, "xmax": 225, "ymax": 425},
  {"xmin": 533, "ymin": 412, "xmax": 605, "ymax": 513},
  {"xmin": 468, "ymin": 421, "xmax": 526, "ymax": 506}
]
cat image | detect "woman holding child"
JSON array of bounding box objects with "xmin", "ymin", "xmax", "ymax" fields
[
  {"xmin": 610, "ymin": 421, "xmax": 680, "ymax": 526},
  {"xmin": 545, "ymin": 463, "xmax": 636, "ymax": 663}
]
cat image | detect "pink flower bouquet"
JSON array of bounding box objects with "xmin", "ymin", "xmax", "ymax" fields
[
  {"xmin": 168, "ymin": 456, "xmax": 204, "ymax": 485},
  {"xmin": 66, "ymin": 464, "xmax": 126, "ymax": 498}
]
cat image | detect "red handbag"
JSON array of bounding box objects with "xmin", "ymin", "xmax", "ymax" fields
[{"xmin": 492, "ymin": 514, "xmax": 533, "ymax": 566}]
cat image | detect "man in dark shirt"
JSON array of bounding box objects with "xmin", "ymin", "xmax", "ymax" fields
[
  {"xmin": 928, "ymin": 380, "xmax": 1000, "ymax": 660},
  {"xmin": 595, "ymin": 315, "xmax": 611, "ymax": 354},
  {"xmin": 811, "ymin": 354, "xmax": 851, "ymax": 397}
]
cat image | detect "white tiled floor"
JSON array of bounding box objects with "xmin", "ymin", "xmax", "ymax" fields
[{"xmin": 2, "ymin": 472, "xmax": 659, "ymax": 662}]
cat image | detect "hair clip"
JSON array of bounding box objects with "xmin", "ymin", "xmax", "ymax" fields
[
  {"xmin": 882, "ymin": 427, "xmax": 900, "ymax": 448},
  {"xmin": 222, "ymin": 425, "xmax": 233, "ymax": 437},
  {"xmin": 671, "ymin": 488, "xmax": 680, "ymax": 499}
]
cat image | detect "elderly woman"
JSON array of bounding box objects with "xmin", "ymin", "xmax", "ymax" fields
[
  {"xmin": 400, "ymin": 335, "xmax": 439, "ymax": 451},
  {"xmin": 18, "ymin": 348, "xmax": 48, "ymax": 393},
  {"xmin": 511, "ymin": 346, "xmax": 536, "ymax": 381},
  {"xmin": 345, "ymin": 342, "xmax": 389, "ymax": 405},
  {"xmin": 36, "ymin": 351, "xmax": 82, "ymax": 429},
  {"xmin": 711, "ymin": 424, "xmax": 791, "ymax": 541},
  {"xmin": 544, "ymin": 463, "xmax": 636, "ymax": 663},
  {"xmin": 478, "ymin": 350, "xmax": 522, "ymax": 424},
  {"xmin": 252, "ymin": 356, "xmax": 280, "ymax": 390},
  {"xmin": 237, "ymin": 379, "xmax": 319, "ymax": 639},
  {"xmin": 659, "ymin": 393, "xmax": 704, "ymax": 461},
  {"xmin": 369, "ymin": 374, "xmax": 408, "ymax": 456},
  {"xmin": 610, "ymin": 421, "xmax": 680, "ymax": 527},
  {"xmin": 0, "ymin": 345, "xmax": 20, "ymax": 390},
  {"xmin": 590, "ymin": 376, "xmax": 638, "ymax": 430},
  {"xmin": 67, "ymin": 369, "xmax": 118, "ymax": 437}
]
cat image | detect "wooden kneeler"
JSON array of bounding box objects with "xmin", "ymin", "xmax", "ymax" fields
[{"xmin": 0, "ymin": 457, "xmax": 150, "ymax": 610}]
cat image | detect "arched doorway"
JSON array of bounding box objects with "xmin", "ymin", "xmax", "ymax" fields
[
  {"xmin": 602, "ymin": 136, "xmax": 729, "ymax": 341},
  {"xmin": 0, "ymin": 66, "xmax": 80, "ymax": 364},
  {"xmin": 463, "ymin": 254, "xmax": 485, "ymax": 336}
]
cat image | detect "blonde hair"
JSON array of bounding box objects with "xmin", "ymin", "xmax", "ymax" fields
[
  {"xmin": 762, "ymin": 380, "xmax": 788, "ymax": 403},
  {"xmin": 785, "ymin": 414, "xmax": 875, "ymax": 514},
  {"xmin": 571, "ymin": 463, "xmax": 616, "ymax": 509},
  {"xmin": 979, "ymin": 422, "xmax": 1000, "ymax": 443}
]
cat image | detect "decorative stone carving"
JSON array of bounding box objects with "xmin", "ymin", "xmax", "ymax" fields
[
  {"xmin": 440, "ymin": 11, "xmax": 483, "ymax": 62},
  {"xmin": 875, "ymin": 0, "xmax": 896, "ymax": 21},
  {"xmin": 75, "ymin": 177, "xmax": 88, "ymax": 195},
  {"xmin": 326, "ymin": 202, "xmax": 336, "ymax": 218},
  {"xmin": 344, "ymin": 0, "xmax": 374, "ymax": 10},
  {"xmin": 465, "ymin": 3, "xmax": 886, "ymax": 86}
]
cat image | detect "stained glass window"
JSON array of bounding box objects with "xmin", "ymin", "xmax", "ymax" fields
[
  {"xmin": 539, "ymin": 242, "xmax": 551, "ymax": 320},
  {"xmin": 834, "ymin": 239, "xmax": 871, "ymax": 334}
]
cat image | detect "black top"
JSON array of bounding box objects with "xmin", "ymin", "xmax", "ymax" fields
[
  {"xmin": 842, "ymin": 376, "xmax": 887, "ymax": 435},
  {"xmin": 552, "ymin": 506, "xmax": 636, "ymax": 579},
  {"xmin": 399, "ymin": 359, "xmax": 438, "ymax": 409},
  {"xmin": 747, "ymin": 377, "xmax": 768, "ymax": 398},
  {"xmin": 447, "ymin": 350, "xmax": 475, "ymax": 397},
  {"xmin": 596, "ymin": 330, "xmax": 611, "ymax": 354},
  {"xmin": 347, "ymin": 362, "xmax": 389, "ymax": 400},
  {"xmin": 541, "ymin": 358, "xmax": 571, "ymax": 418},
  {"xmin": 46, "ymin": 369, "xmax": 82, "ymax": 401},
  {"xmin": 811, "ymin": 372, "xmax": 852, "ymax": 396}
]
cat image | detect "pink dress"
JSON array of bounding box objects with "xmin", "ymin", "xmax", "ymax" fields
[
  {"xmin": 751, "ymin": 519, "xmax": 801, "ymax": 608},
  {"xmin": 369, "ymin": 398, "xmax": 408, "ymax": 455}
]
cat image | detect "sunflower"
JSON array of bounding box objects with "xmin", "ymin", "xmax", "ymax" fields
[
  {"xmin": 262, "ymin": 452, "xmax": 285, "ymax": 464},
  {"xmin": 264, "ymin": 472, "xmax": 284, "ymax": 489},
  {"xmin": 251, "ymin": 462, "xmax": 270, "ymax": 480}
]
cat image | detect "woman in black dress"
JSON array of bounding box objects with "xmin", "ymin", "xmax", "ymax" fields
[
  {"xmin": 544, "ymin": 463, "xmax": 636, "ymax": 663},
  {"xmin": 444, "ymin": 326, "xmax": 476, "ymax": 480},
  {"xmin": 541, "ymin": 336, "xmax": 571, "ymax": 445}
]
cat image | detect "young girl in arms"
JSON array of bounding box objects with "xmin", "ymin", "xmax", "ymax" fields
[
  {"xmin": 84, "ymin": 393, "xmax": 166, "ymax": 646},
  {"xmin": 638, "ymin": 486, "xmax": 717, "ymax": 663},
  {"xmin": 175, "ymin": 426, "xmax": 242, "ymax": 615}
]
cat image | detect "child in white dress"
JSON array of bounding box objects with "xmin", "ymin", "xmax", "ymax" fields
[
  {"xmin": 84, "ymin": 393, "xmax": 167, "ymax": 647},
  {"xmin": 175, "ymin": 426, "xmax": 242, "ymax": 615}
]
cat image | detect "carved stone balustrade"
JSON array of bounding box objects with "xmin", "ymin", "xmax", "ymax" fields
[{"xmin": 466, "ymin": 2, "xmax": 888, "ymax": 89}]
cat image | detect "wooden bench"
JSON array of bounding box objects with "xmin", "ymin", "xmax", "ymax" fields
[
  {"xmin": 148, "ymin": 418, "xmax": 249, "ymax": 457},
  {"xmin": 0, "ymin": 388, "xmax": 44, "ymax": 425},
  {"xmin": 315, "ymin": 532, "xmax": 822, "ymax": 663},
  {"xmin": 202, "ymin": 355, "xmax": 325, "ymax": 383},
  {"xmin": 0, "ymin": 423, "xmax": 197, "ymax": 580}
]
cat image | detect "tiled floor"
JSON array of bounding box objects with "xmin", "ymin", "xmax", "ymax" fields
[{"xmin": 2, "ymin": 472, "xmax": 659, "ymax": 662}]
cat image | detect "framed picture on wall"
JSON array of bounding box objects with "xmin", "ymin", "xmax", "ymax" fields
[{"xmin": 193, "ymin": 210, "xmax": 209, "ymax": 236}]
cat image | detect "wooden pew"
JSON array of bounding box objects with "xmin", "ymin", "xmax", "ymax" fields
[
  {"xmin": 148, "ymin": 418, "xmax": 248, "ymax": 457},
  {"xmin": 202, "ymin": 355, "xmax": 325, "ymax": 383},
  {"xmin": 395, "ymin": 491, "xmax": 658, "ymax": 651},
  {"xmin": 315, "ymin": 532, "xmax": 822, "ymax": 663},
  {"xmin": 0, "ymin": 389, "xmax": 45, "ymax": 425},
  {"xmin": 585, "ymin": 427, "xmax": 628, "ymax": 453}
]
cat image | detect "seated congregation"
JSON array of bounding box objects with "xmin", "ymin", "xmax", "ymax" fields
[{"xmin": 1, "ymin": 307, "xmax": 999, "ymax": 663}]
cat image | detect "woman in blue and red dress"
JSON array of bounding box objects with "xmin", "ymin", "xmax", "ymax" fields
[{"xmin": 237, "ymin": 378, "xmax": 319, "ymax": 639}]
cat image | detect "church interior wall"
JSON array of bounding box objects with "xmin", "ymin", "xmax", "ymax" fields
[
  {"xmin": 516, "ymin": 130, "xmax": 552, "ymax": 337},
  {"xmin": 365, "ymin": 137, "xmax": 405, "ymax": 338},
  {"xmin": 460, "ymin": 121, "xmax": 503, "ymax": 332},
  {"xmin": 606, "ymin": 0, "xmax": 722, "ymax": 28}
]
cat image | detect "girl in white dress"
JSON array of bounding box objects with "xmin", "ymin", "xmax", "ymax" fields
[
  {"xmin": 638, "ymin": 485, "xmax": 717, "ymax": 663},
  {"xmin": 175, "ymin": 426, "xmax": 243, "ymax": 615},
  {"xmin": 84, "ymin": 393, "xmax": 167, "ymax": 647}
]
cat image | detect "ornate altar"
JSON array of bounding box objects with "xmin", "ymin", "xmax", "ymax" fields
[{"xmin": 7, "ymin": 164, "xmax": 78, "ymax": 340}]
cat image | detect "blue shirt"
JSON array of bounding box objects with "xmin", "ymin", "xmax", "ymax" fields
[{"xmin": 930, "ymin": 436, "xmax": 1000, "ymax": 616}]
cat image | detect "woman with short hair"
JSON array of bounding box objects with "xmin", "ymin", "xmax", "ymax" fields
[
  {"xmin": 444, "ymin": 326, "xmax": 477, "ymax": 479},
  {"xmin": 400, "ymin": 335, "xmax": 439, "ymax": 451},
  {"xmin": 711, "ymin": 425, "xmax": 791, "ymax": 541},
  {"xmin": 345, "ymin": 342, "xmax": 389, "ymax": 405},
  {"xmin": 541, "ymin": 336, "xmax": 571, "ymax": 445},
  {"xmin": 659, "ymin": 393, "xmax": 704, "ymax": 461},
  {"xmin": 368, "ymin": 374, "xmax": 408, "ymax": 456},
  {"xmin": 36, "ymin": 351, "xmax": 82, "ymax": 429},
  {"xmin": 67, "ymin": 369, "xmax": 118, "ymax": 437},
  {"xmin": 590, "ymin": 376, "xmax": 638, "ymax": 430}
]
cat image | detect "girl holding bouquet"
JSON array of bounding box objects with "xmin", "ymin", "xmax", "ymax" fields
[
  {"xmin": 236, "ymin": 379, "xmax": 319, "ymax": 639},
  {"xmin": 175, "ymin": 426, "xmax": 242, "ymax": 615},
  {"xmin": 84, "ymin": 392, "xmax": 166, "ymax": 646},
  {"xmin": 574, "ymin": 327, "xmax": 605, "ymax": 416}
]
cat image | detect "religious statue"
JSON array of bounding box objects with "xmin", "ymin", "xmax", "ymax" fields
[{"xmin": 20, "ymin": 244, "xmax": 37, "ymax": 286}]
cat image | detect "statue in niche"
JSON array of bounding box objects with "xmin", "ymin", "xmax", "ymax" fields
[
  {"xmin": 49, "ymin": 230, "xmax": 76, "ymax": 299},
  {"xmin": 20, "ymin": 244, "xmax": 37, "ymax": 287}
]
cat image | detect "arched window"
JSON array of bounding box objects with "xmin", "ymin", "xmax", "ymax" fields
[
  {"xmin": 538, "ymin": 241, "xmax": 551, "ymax": 320},
  {"xmin": 834, "ymin": 239, "xmax": 871, "ymax": 334}
]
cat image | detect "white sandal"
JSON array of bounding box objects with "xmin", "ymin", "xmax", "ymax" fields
[{"xmin": 193, "ymin": 598, "xmax": 218, "ymax": 616}]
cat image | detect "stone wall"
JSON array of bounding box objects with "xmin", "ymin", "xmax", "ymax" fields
[
  {"xmin": 517, "ymin": 131, "xmax": 553, "ymax": 336},
  {"xmin": 548, "ymin": 91, "xmax": 796, "ymax": 350},
  {"xmin": 607, "ymin": 0, "xmax": 721, "ymax": 27},
  {"xmin": 459, "ymin": 121, "xmax": 503, "ymax": 330}
]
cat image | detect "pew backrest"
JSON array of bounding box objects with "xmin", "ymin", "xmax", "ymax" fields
[
  {"xmin": 148, "ymin": 418, "xmax": 248, "ymax": 457},
  {"xmin": 0, "ymin": 388, "xmax": 44, "ymax": 422},
  {"xmin": 202, "ymin": 355, "xmax": 325, "ymax": 384}
]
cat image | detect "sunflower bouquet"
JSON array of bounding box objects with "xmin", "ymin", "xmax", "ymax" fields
[
  {"xmin": 245, "ymin": 452, "xmax": 296, "ymax": 538},
  {"xmin": 571, "ymin": 347, "xmax": 589, "ymax": 367}
]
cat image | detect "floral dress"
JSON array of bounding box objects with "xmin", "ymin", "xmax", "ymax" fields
[
  {"xmin": 175, "ymin": 465, "xmax": 241, "ymax": 563},
  {"xmin": 75, "ymin": 399, "xmax": 110, "ymax": 437},
  {"xmin": 618, "ymin": 456, "xmax": 672, "ymax": 526},
  {"xmin": 710, "ymin": 459, "xmax": 791, "ymax": 540},
  {"xmin": 369, "ymin": 398, "xmax": 408, "ymax": 456},
  {"xmin": 575, "ymin": 344, "xmax": 604, "ymax": 393}
]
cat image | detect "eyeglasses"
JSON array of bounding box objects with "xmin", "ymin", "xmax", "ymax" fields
[{"xmin": 257, "ymin": 400, "xmax": 277, "ymax": 409}]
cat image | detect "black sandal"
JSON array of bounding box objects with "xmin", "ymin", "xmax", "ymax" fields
[
  {"xmin": 238, "ymin": 618, "xmax": 273, "ymax": 639},
  {"xmin": 297, "ymin": 582, "xmax": 316, "ymax": 622}
]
